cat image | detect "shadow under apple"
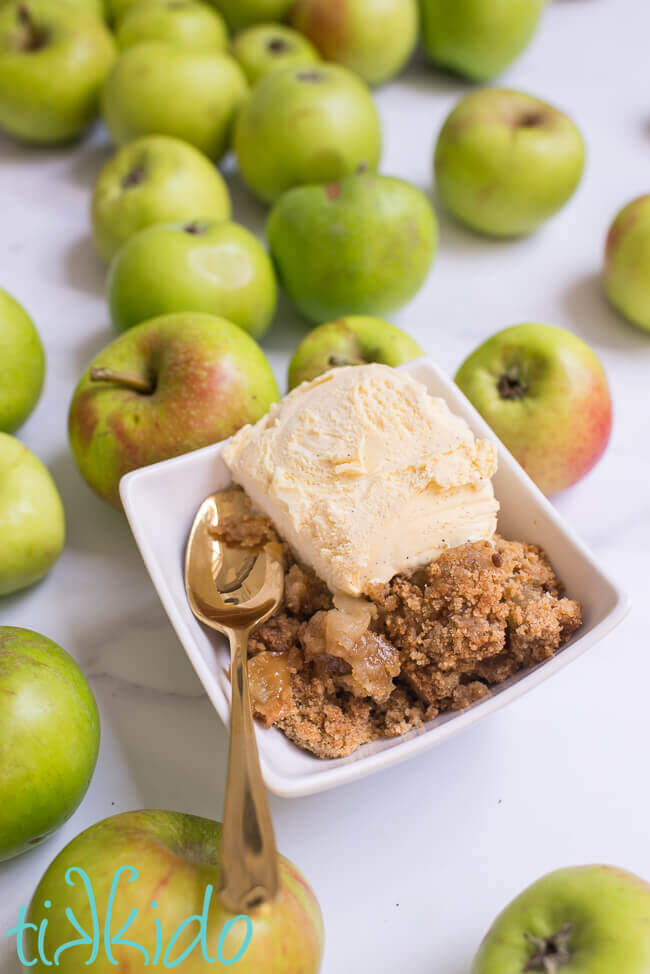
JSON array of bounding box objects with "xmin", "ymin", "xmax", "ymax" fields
[
  {"xmin": 562, "ymin": 271, "xmax": 650, "ymax": 352},
  {"xmin": 62, "ymin": 234, "xmax": 106, "ymax": 298}
]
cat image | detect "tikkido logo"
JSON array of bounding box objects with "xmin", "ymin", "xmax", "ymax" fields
[{"xmin": 7, "ymin": 865, "xmax": 253, "ymax": 968}]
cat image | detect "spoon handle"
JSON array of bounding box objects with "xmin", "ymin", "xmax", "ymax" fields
[{"xmin": 220, "ymin": 627, "xmax": 280, "ymax": 914}]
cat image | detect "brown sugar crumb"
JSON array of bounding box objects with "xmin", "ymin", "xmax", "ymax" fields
[
  {"xmin": 211, "ymin": 507, "xmax": 278, "ymax": 548},
  {"xmin": 222, "ymin": 490, "xmax": 582, "ymax": 759}
]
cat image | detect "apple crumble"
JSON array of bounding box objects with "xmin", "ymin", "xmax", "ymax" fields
[{"xmin": 218, "ymin": 489, "xmax": 582, "ymax": 760}]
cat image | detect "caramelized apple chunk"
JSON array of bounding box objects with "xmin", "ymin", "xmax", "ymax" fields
[
  {"xmin": 247, "ymin": 652, "xmax": 294, "ymax": 727},
  {"xmin": 301, "ymin": 596, "xmax": 400, "ymax": 704}
]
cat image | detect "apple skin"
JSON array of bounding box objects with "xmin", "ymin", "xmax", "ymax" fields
[
  {"xmin": 471, "ymin": 866, "xmax": 650, "ymax": 974},
  {"xmin": 0, "ymin": 289, "xmax": 45, "ymax": 433},
  {"xmin": 116, "ymin": 0, "xmax": 228, "ymax": 52},
  {"xmin": 0, "ymin": 627, "xmax": 99, "ymax": 863},
  {"xmin": 105, "ymin": 0, "xmax": 144, "ymax": 23},
  {"xmin": 267, "ymin": 171, "xmax": 437, "ymax": 322},
  {"xmin": 290, "ymin": 0, "xmax": 418, "ymax": 87},
  {"xmin": 24, "ymin": 810, "xmax": 323, "ymax": 973},
  {"xmin": 107, "ymin": 220, "xmax": 277, "ymax": 339},
  {"xmin": 101, "ymin": 42, "xmax": 248, "ymax": 162},
  {"xmin": 288, "ymin": 315, "xmax": 423, "ymax": 388},
  {"xmin": 68, "ymin": 312, "xmax": 279, "ymax": 507},
  {"xmin": 209, "ymin": 0, "xmax": 293, "ymax": 32},
  {"xmin": 435, "ymin": 88, "xmax": 585, "ymax": 238},
  {"xmin": 0, "ymin": 434, "xmax": 65, "ymax": 595},
  {"xmin": 419, "ymin": 0, "xmax": 545, "ymax": 82},
  {"xmin": 234, "ymin": 63, "xmax": 381, "ymax": 204},
  {"xmin": 455, "ymin": 323, "xmax": 612, "ymax": 496},
  {"xmin": 0, "ymin": 0, "xmax": 115, "ymax": 144},
  {"xmin": 91, "ymin": 135, "xmax": 231, "ymax": 264},
  {"xmin": 603, "ymin": 195, "xmax": 650, "ymax": 333},
  {"xmin": 232, "ymin": 23, "xmax": 319, "ymax": 86},
  {"xmin": 7, "ymin": 0, "xmax": 107, "ymax": 17}
]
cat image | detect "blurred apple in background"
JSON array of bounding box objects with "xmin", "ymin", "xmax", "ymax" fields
[
  {"xmin": 0, "ymin": 289, "xmax": 44, "ymax": 432},
  {"xmin": 105, "ymin": 0, "xmax": 144, "ymax": 22},
  {"xmin": 15, "ymin": 0, "xmax": 106, "ymax": 17},
  {"xmin": 232, "ymin": 23, "xmax": 319, "ymax": 86},
  {"xmin": 471, "ymin": 866, "xmax": 650, "ymax": 974},
  {"xmin": 108, "ymin": 220, "xmax": 277, "ymax": 338},
  {"xmin": 234, "ymin": 63, "xmax": 381, "ymax": 203},
  {"xmin": 0, "ymin": 0, "xmax": 115, "ymax": 144},
  {"xmin": 288, "ymin": 316, "xmax": 423, "ymax": 388},
  {"xmin": 0, "ymin": 627, "xmax": 99, "ymax": 862},
  {"xmin": 0, "ymin": 434, "xmax": 65, "ymax": 596},
  {"xmin": 268, "ymin": 171, "xmax": 437, "ymax": 321},
  {"xmin": 435, "ymin": 89, "xmax": 585, "ymax": 237},
  {"xmin": 101, "ymin": 42, "xmax": 248, "ymax": 161},
  {"xmin": 91, "ymin": 135, "xmax": 231, "ymax": 263},
  {"xmin": 115, "ymin": 0, "xmax": 228, "ymax": 52},
  {"xmin": 419, "ymin": 0, "xmax": 545, "ymax": 81},
  {"xmin": 210, "ymin": 0, "xmax": 293, "ymax": 32},
  {"xmin": 455, "ymin": 323, "xmax": 612, "ymax": 496},
  {"xmin": 25, "ymin": 810, "xmax": 323, "ymax": 972},
  {"xmin": 603, "ymin": 194, "xmax": 650, "ymax": 333},
  {"xmin": 291, "ymin": 0, "xmax": 418, "ymax": 86},
  {"xmin": 68, "ymin": 312, "xmax": 279, "ymax": 506}
]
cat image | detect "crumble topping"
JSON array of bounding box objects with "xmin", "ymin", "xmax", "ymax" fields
[{"xmin": 216, "ymin": 490, "xmax": 582, "ymax": 760}]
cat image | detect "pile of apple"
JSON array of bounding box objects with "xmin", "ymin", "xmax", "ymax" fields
[{"xmin": 1, "ymin": 0, "xmax": 650, "ymax": 970}]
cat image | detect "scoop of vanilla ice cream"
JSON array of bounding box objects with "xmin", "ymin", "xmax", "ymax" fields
[{"xmin": 222, "ymin": 364, "xmax": 499, "ymax": 596}]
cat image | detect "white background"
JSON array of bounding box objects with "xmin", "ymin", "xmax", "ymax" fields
[{"xmin": 2, "ymin": 2, "xmax": 650, "ymax": 971}]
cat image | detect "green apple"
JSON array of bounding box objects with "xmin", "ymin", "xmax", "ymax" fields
[
  {"xmin": 108, "ymin": 220, "xmax": 277, "ymax": 338},
  {"xmin": 291, "ymin": 0, "xmax": 418, "ymax": 86},
  {"xmin": 0, "ymin": 627, "xmax": 99, "ymax": 862},
  {"xmin": 64, "ymin": 0, "xmax": 105, "ymax": 16},
  {"xmin": 267, "ymin": 171, "xmax": 437, "ymax": 322},
  {"xmin": 209, "ymin": 0, "xmax": 293, "ymax": 32},
  {"xmin": 0, "ymin": 0, "xmax": 115, "ymax": 144},
  {"xmin": 8, "ymin": 0, "xmax": 107, "ymax": 17},
  {"xmin": 472, "ymin": 866, "xmax": 650, "ymax": 974},
  {"xmin": 0, "ymin": 433, "xmax": 65, "ymax": 595},
  {"xmin": 455, "ymin": 323, "xmax": 612, "ymax": 496},
  {"xmin": 91, "ymin": 135, "xmax": 231, "ymax": 263},
  {"xmin": 105, "ymin": 0, "xmax": 141, "ymax": 22},
  {"xmin": 75, "ymin": 0, "xmax": 105, "ymax": 16},
  {"xmin": 116, "ymin": 0, "xmax": 228, "ymax": 52},
  {"xmin": 603, "ymin": 194, "xmax": 650, "ymax": 333},
  {"xmin": 232, "ymin": 23, "xmax": 319, "ymax": 86},
  {"xmin": 420, "ymin": 0, "xmax": 545, "ymax": 81},
  {"xmin": 435, "ymin": 88, "xmax": 585, "ymax": 237},
  {"xmin": 234, "ymin": 63, "xmax": 381, "ymax": 203},
  {"xmin": 22, "ymin": 809, "xmax": 323, "ymax": 972},
  {"xmin": 68, "ymin": 312, "xmax": 279, "ymax": 507},
  {"xmin": 288, "ymin": 315, "xmax": 423, "ymax": 388},
  {"xmin": 102, "ymin": 42, "xmax": 248, "ymax": 161},
  {"xmin": 0, "ymin": 289, "xmax": 44, "ymax": 432}
]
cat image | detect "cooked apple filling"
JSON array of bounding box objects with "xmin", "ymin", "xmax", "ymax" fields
[{"xmin": 220, "ymin": 490, "xmax": 582, "ymax": 760}]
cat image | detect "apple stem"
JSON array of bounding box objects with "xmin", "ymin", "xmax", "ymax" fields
[
  {"xmin": 523, "ymin": 924, "xmax": 573, "ymax": 973},
  {"xmin": 16, "ymin": 4, "xmax": 48, "ymax": 52},
  {"xmin": 268, "ymin": 36, "xmax": 289, "ymax": 53},
  {"xmin": 498, "ymin": 363, "xmax": 528, "ymax": 400},
  {"xmin": 89, "ymin": 366, "xmax": 155, "ymax": 395}
]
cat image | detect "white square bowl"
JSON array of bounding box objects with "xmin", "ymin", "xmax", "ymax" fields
[{"xmin": 120, "ymin": 359, "xmax": 630, "ymax": 798}]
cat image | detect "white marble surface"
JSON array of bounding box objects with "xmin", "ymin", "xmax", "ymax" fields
[{"xmin": 1, "ymin": 2, "xmax": 650, "ymax": 971}]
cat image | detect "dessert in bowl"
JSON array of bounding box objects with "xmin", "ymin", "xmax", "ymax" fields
[
  {"xmin": 120, "ymin": 359, "xmax": 628, "ymax": 796},
  {"xmin": 218, "ymin": 364, "xmax": 581, "ymax": 759}
]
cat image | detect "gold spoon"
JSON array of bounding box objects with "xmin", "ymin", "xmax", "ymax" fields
[{"xmin": 185, "ymin": 489, "xmax": 285, "ymax": 913}]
